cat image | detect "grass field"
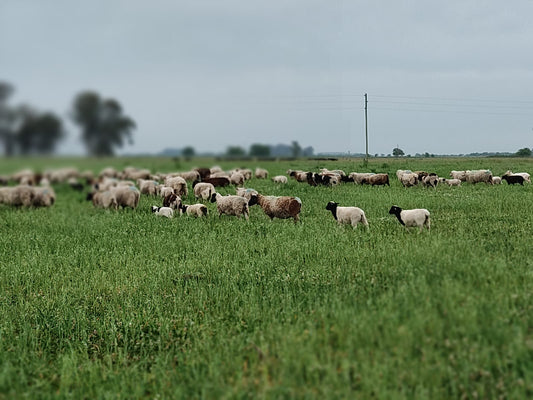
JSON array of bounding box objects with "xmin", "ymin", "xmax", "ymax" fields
[{"xmin": 1, "ymin": 156, "xmax": 533, "ymax": 399}]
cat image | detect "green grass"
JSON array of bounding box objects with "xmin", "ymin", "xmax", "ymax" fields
[{"xmin": 1, "ymin": 157, "xmax": 533, "ymax": 399}]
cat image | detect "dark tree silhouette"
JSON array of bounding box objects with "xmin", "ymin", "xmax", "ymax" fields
[
  {"xmin": 182, "ymin": 146, "xmax": 195, "ymax": 159},
  {"xmin": 0, "ymin": 82, "xmax": 17, "ymax": 156},
  {"xmin": 392, "ymin": 147, "xmax": 405, "ymax": 157},
  {"xmin": 516, "ymin": 147, "xmax": 532, "ymax": 157},
  {"xmin": 291, "ymin": 140, "xmax": 302, "ymax": 157},
  {"xmin": 16, "ymin": 106, "xmax": 64, "ymax": 154},
  {"xmin": 249, "ymin": 143, "xmax": 270, "ymax": 157},
  {"xmin": 72, "ymin": 91, "xmax": 135, "ymax": 156},
  {"xmin": 226, "ymin": 146, "xmax": 246, "ymax": 157}
]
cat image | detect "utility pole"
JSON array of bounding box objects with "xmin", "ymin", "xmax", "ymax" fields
[{"xmin": 364, "ymin": 93, "xmax": 369, "ymax": 163}]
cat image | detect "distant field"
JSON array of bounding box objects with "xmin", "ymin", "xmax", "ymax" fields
[{"xmin": 1, "ymin": 156, "xmax": 533, "ymax": 399}]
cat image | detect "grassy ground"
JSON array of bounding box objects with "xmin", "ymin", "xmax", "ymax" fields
[{"xmin": 1, "ymin": 156, "xmax": 532, "ymax": 399}]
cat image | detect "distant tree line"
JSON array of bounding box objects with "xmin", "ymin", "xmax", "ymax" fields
[{"xmin": 0, "ymin": 81, "xmax": 135, "ymax": 157}]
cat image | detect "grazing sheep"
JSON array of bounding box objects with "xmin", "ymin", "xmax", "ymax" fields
[
  {"xmin": 325, "ymin": 201, "xmax": 368, "ymax": 229},
  {"xmin": 255, "ymin": 168, "xmax": 269, "ymax": 179},
  {"xmin": 158, "ymin": 185, "xmax": 175, "ymax": 198},
  {"xmin": 248, "ymin": 193, "xmax": 302, "ymax": 223},
  {"xmin": 151, "ymin": 205, "xmax": 174, "ymax": 218},
  {"xmin": 164, "ymin": 176, "xmax": 188, "ymax": 197},
  {"xmin": 399, "ymin": 172, "xmax": 419, "ymax": 187},
  {"xmin": 236, "ymin": 187, "xmax": 258, "ymax": 203},
  {"xmin": 492, "ymin": 176, "xmax": 502, "ymax": 185},
  {"xmin": 450, "ymin": 170, "xmax": 467, "ymax": 181},
  {"xmin": 137, "ymin": 179, "xmax": 159, "ymax": 196},
  {"xmin": 91, "ymin": 190, "xmax": 118, "ymax": 209},
  {"xmin": 504, "ymin": 170, "xmax": 530, "ymax": 183},
  {"xmin": 422, "ymin": 174, "xmax": 439, "ymax": 189},
  {"xmin": 502, "ymin": 174, "xmax": 525, "ymax": 185},
  {"xmin": 289, "ymin": 170, "xmax": 308, "ymax": 182},
  {"xmin": 31, "ymin": 186, "xmax": 56, "ymax": 207},
  {"xmin": 99, "ymin": 167, "xmax": 119, "ymax": 179},
  {"xmin": 230, "ymin": 172, "xmax": 245, "ymax": 186},
  {"xmin": 179, "ymin": 203, "xmax": 208, "ymax": 217},
  {"xmin": 171, "ymin": 170, "xmax": 201, "ymax": 182},
  {"xmin": 110, "ymin": 186, "xmax": 140, "ymax": 209},
  {"xmin": 201, "ymin": 177, "xmax": 231, "ymax": 187},
  {"xmin": 389, "ymin": 205, "xmax": 430, "ymax": 232},
  {"xmin": 0, "ymin": 185, "xmax": 34, "ymax": 207},
  {"xmin": 272, "ymin": 175, "xmax": 288, "ymax": 184},
  {"xmin": 193, "ymin": 181, "xmax": 216, "ymax": 201},
  {"xmin": 466, "ymin": 170, "xmax": 492, "ymax": 185},
  {"xmin": 442, "ymin": 178, "xmax": 461, "ymax": 187},
  {"xmin": 194, "ymin": 167, "xmax": 211, "ymax": 180},
  {"xmin": 163, "ymin": 193, "xmax": 182, "ymax": 210},
  {"xmin": 348, "ymin": 172, "xmax": 375, "ymax": 185},
  {"xmin": 361, "ymin": 173, "xmax": 390, "ymax": 186},
  {"xmin": 210, "ymin": 192, "xmax": 250, "ymax": 220}
]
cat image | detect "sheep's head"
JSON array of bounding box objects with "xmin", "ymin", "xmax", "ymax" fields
[
  {"xmin": 151, "ymin": 206, "xmax": 159, "ymax": 213},
  {"xmin": 325, "ymin": 201, "xmax": 338, "ymax": 211},
  {"xmin": 210, "ymin": 193, "xmax": 217, "ymax": 203},
  {"xmin": 389, "ymin": 205, "xmax": 402, "ymax": 215},
  {"xmin": 248, "ymin": 194, "xmax": 258, "ymax": 206}
]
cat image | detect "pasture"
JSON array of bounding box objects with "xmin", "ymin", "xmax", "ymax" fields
[{"xmin": 1, "ymin": 157, "xmax": 533, "ymax": 399}]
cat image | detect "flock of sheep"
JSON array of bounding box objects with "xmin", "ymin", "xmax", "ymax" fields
[{"xmin": 0, "ymin": 165, "xmax": 530, "ymax": 233}]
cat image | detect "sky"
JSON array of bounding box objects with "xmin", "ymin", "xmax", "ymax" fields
[{"xmin": 1, "ymin": 0, "xmax": 532, "ymax": 156}]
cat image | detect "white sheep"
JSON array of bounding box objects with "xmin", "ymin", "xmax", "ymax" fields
[
  {"xmin": 388, "ymin": 205, "xmax": 430, "ymax": 232},
  {"xmin": 179, "ymin": 203, "xmax": 208, "ymax": 217},
  {"xmin": 422, "ymin": 175, "xmax": 439, "ymax": 188},
  {"xmin": 442, "ymin": 178, "xmax": 461, "ymax": 187},
  {"xmin": 193, "ymin": 182, "xmax": 216, "ymax": 201},
  {"xmin": 137, "ymin": 179, "xmax": 159, "ymax": 196},
  {"xmin": 110, "ymin": 186, "xmax": 140, "ymax": 209},
  {"xmin": 236, "ymin": 187, "xmax": 258, "ymax": 203},
  {"xmin": 450, "ymin": 170, "xmax": 467, "ymax": 181},
  {"xmin": 158, "ymin": 185, "xmax": 175, "ymax": 198},
  {"xmin": 0, "ymin": 185, "xmax": 34, "ymax": 207},
  {"xmin": 255, "ymin": 168, "xmax": 269, "ymax": 179},
  {"xmin": 164, "ymin": 176, "xmax": 188, "ymax": 197},
  {"xmin": 465, "ymin": 169, "xmax": 492, "ymax": 184},
  {"xmin": 230, "ymin": 172, "xmax": 245, "ymax": 186},
  {"xmin": 151, "ymin": 205, "xmax": 174, "ymax": 218},
  {"xmin": 271, "ymin": 175, "xmax": 288, "ymax": 184},
  {"xmin": 91, "ymin": 190, "xmax": 118, "ymax": 209},
  {"xmin": 210, "ymin": 193, "xmax": 250, "ymax": 220},
  {"xmin": 348, "ymin": 172, "xmax": 375, "ymax": 185},
  {"xmin": 325, "ymin": 201, "xmax": 368, "ymax": 229},
  {"xmin": 492, "ymin": 176, "xmax": 502, "ymax": 185},
  {"xmin": 31, "ymin": 186, "xmax": 56, "ymax": 207}
]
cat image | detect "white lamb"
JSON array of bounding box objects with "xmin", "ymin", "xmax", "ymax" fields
[
  {"xmin": 272, "ymin": 175, "xmax": 288, "ymax": 184},
  {"xmin": 325, "ymin": 201, "xmax": 368, "ymax": 229},
  {"xmin": 388, "ymin": 205, "xmax": 430, "ymax": 232},
  {"xmin": 151, "ymin": 206, "xmax": 174, "ymax": 218}
]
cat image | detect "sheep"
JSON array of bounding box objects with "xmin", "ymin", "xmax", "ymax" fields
[
  {"xmin": 164, "ymin": 176, "xmax": 188, "ymax": 197},
  {"xmin": 289, "ymin": 170, "xmax": 308, "ymax": 182},
  {"xmin": 422, "ymin": 174, "xmax": 439, "ymax": 189},
  {"xmin": 151, "ymin": 205, "xmax": 174, "ymax": 218},
  {"xmin": 99, "ymin": 167, "xmax": 119, "ymax": 179},
  {"xmin": 210, "ymin": 192, "xmax": 250, "ymax": 220},
  {"xmin": 194, "ymin": 167, "xmax": 211, "ymax": 180},
  {"xmin": 158, "ymin": 185, "xmax": 175, "ymax": 198},
  {"xmin": 325, "ymin": 201, "xmax": 368, "ymax": 229},
  {"xmin": 492, "ymin": 176, "xmax": 502, "ymax": 185},
  {"xmin": 255, "ymin": 168, "xmax": 269, "ymax": 179},
  {"xmin": 91, "ymin": 190, "xmax": 118, "ymax": 209},
  {"xmin": 171, "ymin": 170, "xmax": 201, "ymax": 182},
  {"xmin": 442, "ymin": 178, "xmax": 461, "ymax": 187},
  {"xmin": 163, "ymin": 193, "xmax": 182, "ymax": 209},
  {"xmin": 193, "ymin": 181, "xmax": 216, "ymax": 201},
  {"xmin": 110, "ymin": 186, "xmax": 140, "ymax": 209},
  {"xmin": 465, "ymin": 169, "xmax": 492, "ymax": 185},
  {"xmin": 272, "ymin": 175, "xmax": 288, "ymax": 184},
  {"xmin": 0, "ymin": 185, "xmax": 34, "ymax": 207},
  {"xmin": 399, "ymin": 172, "xmax": 419, "ymax": 187},
  {"xmin": 236, "ymin": 187, "xmax": 258, "ymax": 203},
  {"xmin": 504, "ymin": 170, "xmax": 530, "ymax": 183},
  {"xmin": 121, "ymin": 168, "xmax": 151, "ymax": 180},
  {"xmin": 502, "ymin": 174, "xmax": 525, "ymax": 185},
  {"xmin": 388, "ymin": 205, "xmax": 430, "ymax": 232},
  {"xmin": 450, "ymin": 170, "xmax": 467, "ymax": 181},
  {"xmin": 179, "ymin": 203, "xmax": 208, "ymax": 217},
  {"xmin": 137, "ymin": 179, "xmax": 159, "ymax": 196},
  {"xmin": 361, "ymin": 173, "xmax": 390, "ymax": 186},
  {"xmin": 248, "ymin": 193, "xmax": 302, "ymax": 223},
  {"xmin": 200, "ymin": 177, "xmax": 231, "ymax": 187},
  {"xmin": 230, "ymin": 172, "xmax": 245, "ymax": 186},
  {"xmin": 31, "ymin": 186, "xmax": 56, "ymax": 207},
  {"xmin": 348, "ymin": 172, "xmax": 375, "ymax": 185}
]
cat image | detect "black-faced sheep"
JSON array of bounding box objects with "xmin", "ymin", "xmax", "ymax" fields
[
  {"xmin": 179, "ymin": 203, "xmax": 208, "ymax": 217},
  {"xmin": 151, "ymin": 205, "xmax": 174, "ymax": 218},
  {"xmin": 389, "ymin": 205, "xmax": 430, "ymax": 232},
  {"xmin": 248, "ymin": 193, "xmax": 302, "ymax": 223},
  {"xmin": 210, "ymin": 193, "xmax": 250, "ymax": 220},
  {"xmin": 163, "ymin": 193, "xmax": 182, "ymax": 210},
  {"xmin": 504, "ymin": 171, "xmax": 530, "ymax": 184},
  {"xmin": 236, "ymin": 187, "xmax": 258, "ymax": 203},
  {"xmin": 502, "ymin": 174, "xmax": 525, "ymax": 185},
  {"xmin": 325, "ymin": 201, "xmax": 368, "ymax": 229}
]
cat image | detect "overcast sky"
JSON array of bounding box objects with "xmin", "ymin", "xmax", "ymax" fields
[{"xmin": 1, "ymin": 0, "xmax": 532, "ymax": 156}]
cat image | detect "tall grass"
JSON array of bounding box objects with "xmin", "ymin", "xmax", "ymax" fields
[{"xmin": 1, "ymin": 157, "xmax": 533, "ymax": 398}]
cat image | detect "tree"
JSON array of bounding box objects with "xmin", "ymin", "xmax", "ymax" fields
[
  {"xmin": 16, "ymin": 106, "xmax": 64, "ymax": 155},
  {"xmin": 515, "ymin": 147, "xmax": 532, "ymax": 157},
  {"xmin": 0, "ymin": 82, "xmax": 17, "ymax": 156},
  {"xmin": 182, "ymin": 146, "xmax": 195, "ymax": 159},
  {"xmin": 226, "ymin": 146, "xmax": 246, "ymax": 157},
  {"xmin": 392, "ymin": 147, "xmax": 405, "ymax": 157},
  {"xmin": 71, "ymin": 91, "xmax": 135, "ymax": 156},
  {"xmin": 291, "ymin": 141, "xmax": 302, "ymax": 157},
  {"xmin": 249, "ymin": 143, "xmax": 270, "ymax": 157}
]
